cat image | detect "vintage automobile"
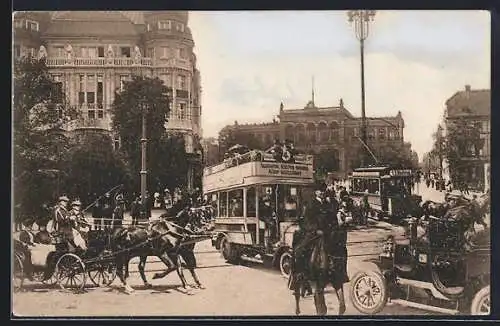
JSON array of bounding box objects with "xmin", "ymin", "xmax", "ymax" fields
[{"xmin": 349, "ymin": 216, "xmax": 490, "ymax": 315}]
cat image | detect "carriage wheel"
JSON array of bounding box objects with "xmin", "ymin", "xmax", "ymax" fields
[
  {"xmin": 88, "ymin": 263, "xmax": 117, "ymax": 287},
  {"xmin": 470, "ymin": 285, "xmax": 490, "ymax": 315},
  {"xmin": 55, "ymin": 253, "xmax": 86, "ymax": 293},
  {"xmin": 350, "ymin": 270, "xmax": 388, "ymax": 315},
  {"xmin": 279, "ymin": 250, "xmax": 292, "ymax": 279},
  {"xmin": 13, "ymin": 254, "xmax": 24, "ymax": 292}
]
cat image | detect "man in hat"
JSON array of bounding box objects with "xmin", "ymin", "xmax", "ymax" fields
[
  {"xmin": 130, "ymin": 195, "xmax": 141, "ymax": 226},
  {"xmin": 259, "ymin": 194, "xmax": 276, "ymax": 249},
  {"xmin": 289, "ymin": 215, "xmax": 313, "ymax": 304},
  {"xmin": 112, "ymin": 196, "xmax": 125, "ymax": 229},
  {"xmin": 102, "ymin": 192, "xmax": 113, "ymax": 230},
  {"xmin": 53, "ymin": 195, "xmax": 78, "ymax": 251},
  {"xmin": 69, "ymin": 199, "xmax": 89, "ymax": 233}
]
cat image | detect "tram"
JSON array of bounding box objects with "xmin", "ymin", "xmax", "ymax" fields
[
  {"xmin": 348, "ymin": 165, "xmax": 422, "ymax": 222},
  {"xmin": 203, "ymin": 149, "xmax": 314, "ymax": 277}
]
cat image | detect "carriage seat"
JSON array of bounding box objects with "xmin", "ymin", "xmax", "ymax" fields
[{"xmin": 30, "ymin": 243, "xmax": 57, "ymax": 267}]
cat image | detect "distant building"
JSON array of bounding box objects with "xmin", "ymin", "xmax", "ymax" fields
[
  {"xmin": 219, "ymin": 98, "xmax": 409, "ymax": 178},
  {"xmin": 443, "ymin": 85, "xmax": 490, "ymax": 191},
  {"xmin": 201, "ymin": 137, "xmax": 220, "ymax": 167}
]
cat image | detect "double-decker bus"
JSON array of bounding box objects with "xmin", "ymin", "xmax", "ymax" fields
[
  {"xmin": 348, "ymin": 165, "xmax": 422, "ymax": 222},
  {"xmin": 203, "ymin": 149, "xmax": 314, "ymax": 278}
]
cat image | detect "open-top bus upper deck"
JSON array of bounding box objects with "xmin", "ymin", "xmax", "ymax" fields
[{"xmin": 203, "ymin": 150, "xmax": 314, "ymax": 194}]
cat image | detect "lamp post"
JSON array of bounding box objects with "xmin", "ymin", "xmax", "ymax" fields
[
  {"xmin": 140, "ymin": 101, "xmax": 148, "ymax": 208},
  {"xmin": 347, "ymin": 10, "xmax": 376, "ymax": 166}
]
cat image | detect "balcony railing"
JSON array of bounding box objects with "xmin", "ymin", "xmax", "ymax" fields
[
  {"xmin": 45, "ymin": 56, "xmax": 192, "ymax": 69},
  {"xmin": 45, "ymin": 56, "xmax": 153, "ymax": 67}
]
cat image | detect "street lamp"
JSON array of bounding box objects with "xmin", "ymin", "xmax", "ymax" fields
[
  {"xmin": 140, "ymin": 101, "xmax": 148, "ymax": 208},
  {"xmin": 347, "ymin": 10, "xmax": 376, "ymax": 166}
]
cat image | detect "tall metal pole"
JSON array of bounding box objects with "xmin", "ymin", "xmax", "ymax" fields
[
  {"xmin": 360, "ymin": 36, "xmax": 367, "ymax": 166},
  {"xmin": 347, "ymin": 10, "xmax": 376, "ymax": 167},
  {"xmin": 140, "ymin": 103, "xmax": 148, "ymax": 207}
]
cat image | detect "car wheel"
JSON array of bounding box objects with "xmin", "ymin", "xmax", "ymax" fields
[
  {"xmin": 470, "ymin": 285, "xmax": 490, "ymax": 315},
  {"xmin": 350, "ymin": 270, "xmax": 389, "ymax": 315}
]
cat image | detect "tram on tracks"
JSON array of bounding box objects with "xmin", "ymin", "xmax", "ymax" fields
[
  {"xmin": 203, "ymin": 148, "xmax": 314, "ymax": 277},
  {"xmin": 348, "ymin": 165, "xmax": 422, "ymax": 222}
]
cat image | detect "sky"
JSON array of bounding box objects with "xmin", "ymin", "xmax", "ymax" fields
[{"xmin": 188, "ymin": 10, "xmax": 490, "ymax": 160}]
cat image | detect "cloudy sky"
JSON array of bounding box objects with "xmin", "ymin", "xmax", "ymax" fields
[{"xmin": 188, "ymin": 10, "xmax": 490, "ymax": 160}]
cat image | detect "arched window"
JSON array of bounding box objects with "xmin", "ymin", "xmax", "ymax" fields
[
  {"xmin": 296, "ymin": 124, "xmax": 306, "ymax": 144},
  {"xmin": 306, "ymin": 123, "xmax": 316, "ymax": 143},
  {"xmin": 318, "ymin": 122, "xmax": 329, "ymax": 142},
  {"xmin": 378, "ymin": 127, "xmax": 386, "ymax": 140},
  {"xmin": 329, "ymin": 121, "xmax": 340, "ymax": 140}
]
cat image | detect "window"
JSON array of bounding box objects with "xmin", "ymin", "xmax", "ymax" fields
[
  {"xmin": 179, "ymin": 48, "xmax": 187, "ymax": 59},
  {"xmin": 97, "ymin": 74, "xmax": 103, "ymax": 105},
  {"xmin": 177, "ymin": 102, "xmax": 186, "ymax": 120},
  {"xmin": 147, "ymin": 47, "xmax": 155, "ymax": 58},
  {"xmin": 120, "ymin": 47, "xmax": 131, "ymax": 58},
  {"xmin": 176, "ymin": 23, "xmax": 184, "ymax": 32},
  {"xmin": 378, "ymin": 128, "xmax": 386, "ymax": 140},
  {"xmin": 229, "ymin": 189, "xmax": 243, "ymax": 217},
  {"xmin": 120, "ymin": 75, "xmax": 130, "ymax": 91},
  {"xmin": 54, "ymin": 46, "xmax": 65, "ymax": 57},
  {"xmin": 25, "ymin": 19, "xmax": 39, "ymax": 31},
  {"xmin": 158, "ymin": 20, "xmax": 171, "ymax": 30},
  {"xmin": 81, "ymin": 47, "xmax": 97, "ymax": 58},
  {"xmin": 98, "ymin": 46, "xmax": 105, "ymax": 57},
  {"xmin": 246, "ymin": 187, "xmax": 256, "ymax": 217},
  {"xmin": 219, "ymin": 192, "xmax": 228, "ymax": 216},
  {"xmin": 27, "ymin": 47, "xmax": 36, "ymax": 58},
  {"xmin": 113, "ymin": 136, "xmax": 120, "ymax": 150},
  {"xmin": 14, "ymin": 45, "xmax": 21, "ymax": 58},
  {"xmin": 51, "ymin": 75, "xmax": 63, "ymax": 103},
  {"xmin": 210, "ymin": 193, "xmax": 219, "ymax": 217},
  {"xmin": 177, "ymin": 75, "xmax": 186, "ymax": 89},
  {"xmin": 146, "ymin": 23, "xmax": 151, "ymax": 31},
  {"xmin": 87, "ymin": 75, "xmax": 95, "ymax": 104},
  {"xmin": 160, "ymin": 74, "xmax": 171, "ymax": 87},
  {"xmin": 14, "ymin": 19, "xmax": 24, "ymax": 28},
  {"xmin": 161, "ymin": 47, "xmax": 169, "ymax": 58},
  {"xmin": 367, "ymin": 128, "xmax": 375, "ymax": 140}
]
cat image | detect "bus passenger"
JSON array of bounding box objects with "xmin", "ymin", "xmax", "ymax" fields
[{"xmin": 259, "ymin": 195, "xmax": 277, "ymax": 248}]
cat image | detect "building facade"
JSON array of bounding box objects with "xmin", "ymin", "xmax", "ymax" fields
[
  {"xmin": 13, "ymin": 11, "xmax": 202, "ymax": 189},
  {"xmin": 219, "ymin": 99, "xmax": 408, "ymax": 178},
  {"xmin": 201, "ymin": 137, "xmax": 220, "ymax": 167},
  {"xmin": 443, "ymin": 85, "xmax": 490, "ymax": 191}
]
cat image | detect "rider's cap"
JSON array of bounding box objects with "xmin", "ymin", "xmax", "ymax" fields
[
  {"xmin": 59, "ymin": 195, "xmax": 69, "ymax": 202},
  {"xmin": 71, "ymin": 200, "xmax": 82, "ymax": 206}
]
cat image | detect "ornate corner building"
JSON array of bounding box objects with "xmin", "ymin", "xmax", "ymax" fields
[
  {"xmin": 13, "ymin": 11, "xmax": 203, "ymax": 189},
  {"xmin": 219, "ymin": 99, "xmax": 413, "ymax": 179},
  {"xmin": 442, "ymin": 85, "xmax": 490, "ymax": 191}
]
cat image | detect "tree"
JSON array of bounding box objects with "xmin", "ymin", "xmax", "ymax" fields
[
  {"xmin": 219, "ymin": 129, "xmax": 264, "ymax": 155},
  {"xmin": 314, "ymin": 149, "xmax": 340, "ymax": 180},
  {"xmin": 444, "ymin": 117, "xmax": 484, "ymax": 185},
  {"xmin": 112, "ymin": 75, "xmax": 182, "ymax": 192},
  {"xmin": 65, "ymin": 132, "xmax": 131, "ymax": 204},
  {"xmin": 13, "ymin": 56, "xmax": 78, "ymax": 218}
]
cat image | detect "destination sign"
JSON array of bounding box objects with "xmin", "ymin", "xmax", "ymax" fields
[
  {"xmin": 256, "ymin": 162, "xmax": 313, "ymax": 178},
  {"xmin": 389, "ymin": 169, "xmax": 413, "ymax": 177}
]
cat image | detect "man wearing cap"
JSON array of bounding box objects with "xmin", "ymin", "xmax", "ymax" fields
[{"xmin": 259, "ymin": 194, "xmax": 276, "ymax": 249}]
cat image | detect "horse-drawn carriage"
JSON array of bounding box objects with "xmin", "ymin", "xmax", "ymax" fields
[
  {"xmin": 13, "ymin": 228, "xmax": 118, "ymax": 293},
  {"xmin": 349, "ymin": 214, "xmax": 490, "ymax": 315}
]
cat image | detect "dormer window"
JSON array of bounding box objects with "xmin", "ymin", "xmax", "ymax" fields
[
  {"xmin": 25, "ymin": 19, "xmax": 39, "ymax": 32},
  {"xmin": 158, "ymin": 20, "xmax": 171, "ymax": 30}
]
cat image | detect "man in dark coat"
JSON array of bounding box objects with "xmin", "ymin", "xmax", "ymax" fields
[{"xmin": 130, "ymin": 196, "xmax": 141, "ymax": 226}]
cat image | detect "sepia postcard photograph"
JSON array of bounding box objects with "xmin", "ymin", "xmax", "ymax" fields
[{"xmin": 11, "ymin": 10, "xmax": 491, "ymax": 317}]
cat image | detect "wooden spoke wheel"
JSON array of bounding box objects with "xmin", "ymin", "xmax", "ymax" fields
[
  {"xmin": 13, "ymin": 254, "xmax": 24, "ymax": 292},
  {"xmin": 470, "ymin": 286, "xmax": 490, "ymax": 315},
  {"xmin": 88, "ymin": 263, "xmax": 117, "ymax": 287},
  {"xmin": 279, "ymin": 250, "xmax": 293, "ymax": 279},
  {"xmin": 350, "ymin": 270, "xmax": 388, "ymax": 315},
  {"xmin": 55, "ymin": 253, "xmax": 86, "ymax": 293}
]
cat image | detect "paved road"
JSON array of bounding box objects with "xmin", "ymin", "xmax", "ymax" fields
[{"xmin": 12, "ymin": 218, "xmax": 438, "ymax": 317}]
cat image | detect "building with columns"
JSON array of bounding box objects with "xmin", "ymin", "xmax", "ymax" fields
[
  {"xmin": 219, "ymin": 98, "xmax": 408, "ymax": 178},
  {"xmin": 13, "ymin": 11, "xmax": 202, "ymax": 189}
]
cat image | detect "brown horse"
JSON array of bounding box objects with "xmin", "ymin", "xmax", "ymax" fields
[{"xmin": 109, "ymin": 221, "xmax": 188, "ymax": 294}]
